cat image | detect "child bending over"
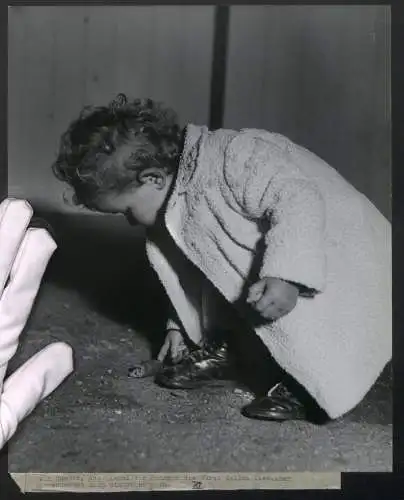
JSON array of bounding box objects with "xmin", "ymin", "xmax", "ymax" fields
[{"xmin": 52, "ymin": 94, "xmax": 391, "ymax": 422}]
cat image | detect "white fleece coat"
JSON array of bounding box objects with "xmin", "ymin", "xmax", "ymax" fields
[{"xmin": 145, "ymin": 125, "xmax": 391, "ymax": 419}]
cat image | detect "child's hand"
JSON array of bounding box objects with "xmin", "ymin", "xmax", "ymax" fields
[
  {"xmin": 128, "ymin": 329, "xmax": 188, "ymax": 378},
  {"xmin": 157, "ymin": 329, "xmax": 188, "ymax": 364},
  {"xmin": 246, "ymin": 277, "xmax": 299, "ymax": 321}
]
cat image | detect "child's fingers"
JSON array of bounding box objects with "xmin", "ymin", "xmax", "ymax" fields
[
  {"xmin": 261, "ymin": 299, "xmax": 292, "ymax": 320},
  {"xmin": 262, "ymin": 306, "xmax": 284, "ymax": 320},
  {"xmin": 157, "ymin": 339, "xmax": 170, "ymax": 362},
  {"xmin": 254, "ymin": 291, "xmax": 276, "ymax": 313},
  {"xmin": 246, "ymin": 279, "xmax": 267, "ymax": 304},
  {"xmin": 170, "ymin": 336, "xmax": 188, "ymax": 363},
  {"xmin": 170, "ymin": 332, "xmax": 182, "ymax": 355}
]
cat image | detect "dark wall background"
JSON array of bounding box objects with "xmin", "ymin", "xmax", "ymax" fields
[
  {"xmin": 8, "ymin": 6, "xmax": 215, "ymax": 213},
  {"xmin": 8, "ymin": 5, "xmax": 391, "ymax": 219},
  {"xmin": 225, "ymin": 5, "xmax": 391, "ymax": 219}
]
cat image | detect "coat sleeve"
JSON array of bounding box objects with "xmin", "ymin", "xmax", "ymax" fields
[
  {"xmin": 166, "ymin": 317, "xmax": 182, "ymax": 332},
  {"xmin": 223, "ymin": 131, "xmax": 327, "ymax": 295}
]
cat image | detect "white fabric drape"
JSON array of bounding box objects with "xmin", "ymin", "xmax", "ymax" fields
[{"xmin": 0, "ymin": 198, "xmax": 73, "ymax": 448}]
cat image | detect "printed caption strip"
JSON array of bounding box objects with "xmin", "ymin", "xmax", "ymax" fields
[{"xmin": 11, "ymin": 472, "xmax": 341, "ymax": 492}]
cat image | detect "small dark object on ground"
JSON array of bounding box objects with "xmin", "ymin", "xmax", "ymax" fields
[{"xmin": 128, "ymin": 359, "xmax": 163, "ymax": 378}]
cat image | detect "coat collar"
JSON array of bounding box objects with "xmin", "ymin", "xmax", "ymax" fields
[
  {"xmin": 159, "ymin": 124, "xmax": 207, "ymax": 260},
  {"xmin": 174, "ymin": 124, "xmax": 208, "ymax": 195}
]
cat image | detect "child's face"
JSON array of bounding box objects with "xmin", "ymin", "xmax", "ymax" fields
[
  {"xmin": 90, "ymin": 143, "xmax": 173, "ymax": 227},
  {"xmin": 92, "ymin": 182, "xmax": 166, "ymax": 227}
]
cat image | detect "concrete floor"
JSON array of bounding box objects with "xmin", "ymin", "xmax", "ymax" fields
[{"xmin": 7, "ymin": 213, "xmax": 392, "ymax": 473}]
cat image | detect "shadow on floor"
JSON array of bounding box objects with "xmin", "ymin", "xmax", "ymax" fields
[{"xmin": 35, "ymin": 210, "xmax": 169, "ymax": 358}]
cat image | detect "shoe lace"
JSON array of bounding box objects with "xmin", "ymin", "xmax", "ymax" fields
[
  {"xmin": 182, "ymin": 341, "xmax": 225, "ymax": 365},
  {"xmin": 267, "ymin": 382, "xmax": 294, "ymax": 399}
]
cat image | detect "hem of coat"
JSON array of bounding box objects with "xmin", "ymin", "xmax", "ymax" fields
[{"xmin": 265, "ymin": 350, "xmax": 390, "ymax": 420}]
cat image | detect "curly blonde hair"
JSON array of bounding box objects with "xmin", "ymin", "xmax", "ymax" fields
[{"xmin": 52, "ymin": 94, "xmax": 184, "ymax": 206}]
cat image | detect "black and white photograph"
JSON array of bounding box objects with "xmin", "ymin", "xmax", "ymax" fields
[{"xmin": 4, "ymin": 4, "xmax": 391, "ymax": 477}]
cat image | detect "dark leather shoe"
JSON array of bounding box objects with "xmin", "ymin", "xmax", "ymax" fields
[
  {"xmin": 155, "ymin": 341, "xmax": 235, "ymax": 389},
  {"xmin": 241, "ymin": 382, "xmax": 307, "ymax": 421}
]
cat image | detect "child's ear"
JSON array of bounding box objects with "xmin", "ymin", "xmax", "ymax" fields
[{"xmin": 137, "ymin": 168, "xmax": 167, "ymax": 189}]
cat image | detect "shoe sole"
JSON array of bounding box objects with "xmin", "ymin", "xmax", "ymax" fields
[
  {"xmin": 241, "ymin": 408, "xmax": 307, "ymax": 422},
  {"xmin": 156, "ymin": 377, "xmax": 235, "ymax": 390}
]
